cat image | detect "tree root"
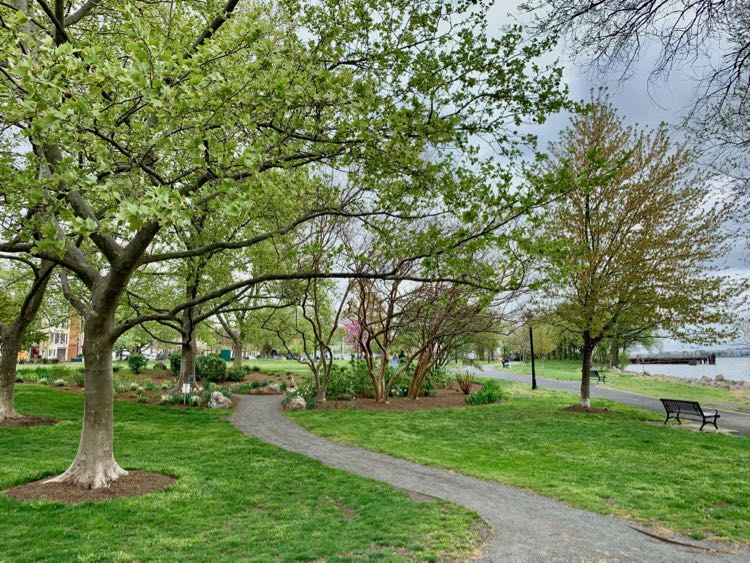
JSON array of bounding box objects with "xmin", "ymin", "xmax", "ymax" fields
[{"xmin": 45, "ymin": 459, "xmax": 129, "ymax": 489}]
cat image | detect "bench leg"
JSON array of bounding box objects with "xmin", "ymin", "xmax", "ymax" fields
[{"xmin": 700, "ymin": 418, "xmax": 719, "ymax": 431}]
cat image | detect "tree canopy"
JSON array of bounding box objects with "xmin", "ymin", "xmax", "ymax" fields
[{"xmin": 530, "ymin": 100, "xmax": 742, "ymax": 406}]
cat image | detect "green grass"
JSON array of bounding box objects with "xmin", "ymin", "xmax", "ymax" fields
[
  {"xmin": 482, "ymin": 359, "xmax": 750, "ymax": 413},
  {"xmin": 243, "ymin": 358, "xmax": 350, "ymax": 377},
  {"xmin": 289, "ymin": 381, "xmax": 750, "ymax": 543},
  {"xmin": 1, "ymin": 386, "xmax": 482, "ymax": 561}
]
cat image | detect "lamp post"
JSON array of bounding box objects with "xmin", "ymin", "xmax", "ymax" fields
[{"xmin": 528, "ymin": 323, "xmax": 537, "ymax": 390}]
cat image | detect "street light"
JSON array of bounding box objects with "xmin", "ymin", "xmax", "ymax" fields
[{"xmin": 528, "ymin": 323, "xmax": 537, "ymax": 390}]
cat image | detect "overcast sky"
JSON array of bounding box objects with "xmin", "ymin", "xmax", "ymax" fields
[{"xmin": 486, "ymin": 2, "xmax": 748, "ymax": 350}]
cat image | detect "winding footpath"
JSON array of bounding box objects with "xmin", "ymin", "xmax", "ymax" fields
[
  {"xmin": 470, "ymin": 366, "xmax": 750, "ymax": 436},
  {"xmin": 233, "ymin": 395, "xmax": 748, "ymax": 562}
]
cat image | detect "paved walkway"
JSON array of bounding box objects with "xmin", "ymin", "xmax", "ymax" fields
[
  {"xmin": 469, "ymin": 366, "xmax": 750, "ymax": 436},
  {"xmin": 233, "ymin": 395, "xmax": 747, "ymax": 562}
]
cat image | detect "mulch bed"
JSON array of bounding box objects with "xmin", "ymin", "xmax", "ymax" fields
[
  {"xmin": 562, "ymin": 405, "xmax": 612, "ymax": 415},
  {"xmin": 53, "ymin": 370, "xmax": 293, "ymax": 405},
  {"xmin": 0, "ymin": 415, "xmax": 58, "ymax": 428},
  {"xmin": 317, "ymin": 385, "xmax": 482, "ymax": 411},
  {"xmin": 5, "ymin": 471, "xmax": 176, "ymax": 504}
]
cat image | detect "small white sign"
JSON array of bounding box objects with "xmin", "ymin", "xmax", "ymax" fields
[{"xmin": 182, "ymin": 383, "xmax": 191, "ymax": 394}]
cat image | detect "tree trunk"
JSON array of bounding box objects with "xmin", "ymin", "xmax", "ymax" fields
[
  {"xmin": 609, "ymin": 341, "xmax": 620, "ymax": 369},
  {"xmin": 373, "ymin": 377, "xmax": 387, "ymax": 402},
  {"xmin": 407, "ymin": 348, "xmax": 433, "ymax": 400},
  {"xmin": 231, "ymin": 340, "xmax": 243, "ymax": 368},
  {"xmin": 178, "ymin": 307, "xmax": 198, "ymax": 386},
  {"xmin": 372, "ymin": 360, "xmax": 388, "ymax": 402},
  {"xmin": 47, "ymin": 329, "xmax": 127, "ymax": 488},
  {"xmin": 580, "ymin": 333, "xmax": 594, "ymax": 408},
  {"xmin": 181, "ymin": 334, "xmax": 197, "ymax": 385},
  {"xmin": 0, "ymin": 331, "xmax": 21, "ymax": 420}
]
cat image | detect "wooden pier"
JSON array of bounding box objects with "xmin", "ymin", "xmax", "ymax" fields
[{"xmin": 629, "ymin": 354, "xmax": 716, "ymax": 366}]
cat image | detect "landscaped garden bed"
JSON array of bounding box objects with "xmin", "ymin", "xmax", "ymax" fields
[{"xmin": 13, "ymin": 362, "xmax": 295, "ymax": 408}]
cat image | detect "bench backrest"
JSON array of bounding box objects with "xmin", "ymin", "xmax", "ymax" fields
[{"xmin": 660, "ymin": 398, "xmax": 703, "ymax": 415}]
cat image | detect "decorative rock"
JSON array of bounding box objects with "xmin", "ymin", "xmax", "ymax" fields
[
  {"xmin": 701, "ymin": 375, "xmax": 712, "ymax": 383},
  {"xmin": 287, "ymin": 395, "xmax": 307, "ymax": 410},
  {"xmin": 715, "ymin": 374, "xmax": 725, "ymax": 382},
  {"xmin": 208, "ymin": 391, "xmax": 232, "ymax": 409}
]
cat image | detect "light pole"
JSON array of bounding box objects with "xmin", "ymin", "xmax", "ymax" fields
[{"xmin": 529, "ymin": 324, "xmax": 537, "ymax": 390}]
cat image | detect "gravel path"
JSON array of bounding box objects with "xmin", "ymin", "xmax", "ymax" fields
[
  {"xmin": 233, "ymin": 395, "xmax": 747, "ymax": 562},
  {"xmin": 470, "ymin": 366, "xmax": 750, "ymax": 436}
]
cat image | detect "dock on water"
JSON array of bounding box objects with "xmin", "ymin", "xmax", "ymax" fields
[{"xmin": 629, "ymin": 353, "xmax": 716, "ymax": 366}]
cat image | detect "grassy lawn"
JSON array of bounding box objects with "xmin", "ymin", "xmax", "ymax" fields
[
  {"xmin": 1, "ymin": 386, "xmax": 482, "ymax": 561},
  {"xmin": 289, "ymin": 381, "xmax": 750, "ymax": 543},
  {"xmin": 241, "ymin": 358, "xmax": 336, "ymax": 377},
  {"xmin": 481, "ymin": 359, "xmax": 750, "ymax": 413}
]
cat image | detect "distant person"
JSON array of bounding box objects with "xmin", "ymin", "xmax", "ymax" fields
[
  {"xmin": 389, "ymin": 355, "xmax": 399, "ymax": 369},
  {"xmin": 502, "ymin": 356, "xmax": 510, "ymax": 368},
  {"xmin": 398, "ymin": 350, "xmax": 406, "ymax": 363}
]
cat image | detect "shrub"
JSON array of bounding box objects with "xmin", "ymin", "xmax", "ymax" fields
[
  {"xmin": 196, "ymin": 354, "xmax": 227, "ymax": 382},
  {"xmin": 389, "ymin": 363, "xmax": 415, "ymax": 398},
  {"xmin": 455, "ymin": 372, "xmax": 475, "ymax": 395},
  {"xmin": 418, "ymin": 367, "xmax": 453, "ymax": 397},
  {"xmin": 160, "ymin": 393, "xmax": 182, "ymax": 405},
  {"xmin": 47, "ymin": 365, "xmax": 71, "ymax": 379},
  {"xmin": 142, "ymin": 378, "xmax": 158, "ymax": 391},
  {"xmin": 349, "ymin": 360, "xmax": 376, "ymax": 398},
  {"xmin": 250, "ymin": 365, "xmax": 261, "ymax": 373},
  {"xmin": 73, "ymin": 368, "xmax": 85, "ymax": 387},
  {"xmin": 53, "ymin": 378, "xmax": 66, "ymax": 387},
  {"xmin": 327, "ymin": 364, "xmax": 358, "ymax": 400},
  {"xmin": 230, "ymin": 383, "xmax": 255, "ymax": 394},
  {"xmin": 38, "ymin": 378, "xmax": 48, "ymax": 385},
  {"xmin": 153, "ymin": 361, "xmax": 168, "ymax": 371},
  {"xmin": 465, "ymin": 380, "xmax": 503, "ymax": 406},
  {"xmin": 225, "ymin": 365, "xmax": 250, "ymax": 382},
  {"xmin": 127, "ymin": 353, "xmax": 148, "ymax": 374},
  {"xmin": 169, "ymin": 351, "xmax": 181, "ymax": 375},
  {"xmin": 136, "ymin": 395, "xmax": 149, "ymax": 404}
]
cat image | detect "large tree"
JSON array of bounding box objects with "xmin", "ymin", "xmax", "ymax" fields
[
  {"xmin": 0, "ymin": 0, "xmax": 566, "ymax": 487},
  {"xmin": 532, "ymin": 101, "xmax": 740, "ymax": 407},
  {"xmin": 0, "ymin": 257, "xmax": 54, "ymax": 419}
]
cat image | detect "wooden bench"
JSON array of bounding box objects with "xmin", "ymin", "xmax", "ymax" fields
[
  {"xmin": 660, "ymin": 398, "xmax": 720, "ymax": 431},
  {"xmin": 583, "ymin": 369, "xmax": 606, "ymax": 383}
]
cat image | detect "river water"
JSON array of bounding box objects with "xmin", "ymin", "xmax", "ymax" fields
[{"xmin": 623, "ymin": 357, "xmax": 750, "ymax": 382}]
